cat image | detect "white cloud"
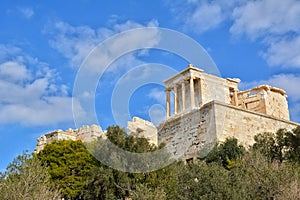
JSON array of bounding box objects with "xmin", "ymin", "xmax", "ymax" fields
[
  {"xmin": 0, "ymin": 61, "xmax": 31, "ymax": 82},
  {"xmin": 185, "ymin": 3, "xmax": 223, "ymax": 33},
  {"xmin": 148, "ymin": 88, "xmax": 165, "ymax": 104},
  {"xmin": 18, "ymin": 7, "xmax": 34, "ymax": 19},
  {"xmin": 0, "ymin": 45, "xmax": 85, "ymax": 126},
  {"xmin": 169, "ymin": 0, "xmax": 300, "ymax": 68},
  {"xmin": 47, "ymin": 21, "xmax": 101, "ymax": 68},
  {"xmin": 169, "ymin": 0, "xmax": 243, "ymax": 33},
  {"xmin": 261, "ymin": 36, "xmax": 300, "ymax": 67},
  {"xmin": 230, "ymin": 0, "xmax": 300, "ymax": 39},
  {"xmin": 230, "ymin": 0, "xmax": 300, "ymax": 68},
  {"xmin": 47, "ymin": 20, "xmax": 159, "ymax": 73}
]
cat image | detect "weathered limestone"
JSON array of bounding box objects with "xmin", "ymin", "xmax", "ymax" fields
[
  {"xmin": 158, "ymin": 64, "xmax": 299, "ymax": 161},
  {"xmin": 213, "ymin": 101, "xmax": 297, "ymax": 147},
  {"xmin": 35, "ymin": 117, "xmax": 159, "ymax": 154},
  {"xmin": 35, "ymin": 124, "xmax": 105, "ymax": 153},
  {"xmin": 127, "ymin": 117, "xmax": 158, "ymax": 145},
  {"xmin": 158, "ymin": 103, "xmax": 217, "ymax": 160},
  {"xmin": 236, "ymin": 85, "xmax": 289, "ymax": 120}
]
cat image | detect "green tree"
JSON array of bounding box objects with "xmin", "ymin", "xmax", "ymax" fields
[
  {"xmin": 238, "ymin": 151, "xmax": 300, "ymax": 200},
  {"xmin": 253, "ymin": 127, "xmax": 300, "ymax": 163},
  {"xmin": 253, "ymin": 129, "xmax": 286, "ymax": 162},
  {"xmin": 285, "ymin": 126, "xmax": 300, "ymax": 163},
  {"xmin": 82, "ymin": 165, "xmax": 115, "ymax": 200},
  {"xmin": 130, "ymin": 184, "xmax": 166, "ymax": 200},
  {"xmin": 85, "ymin": 125, "xmax": 174, "ymax": 199},
  {"xmin": 0, "ymin": 152, "xmax": 61, "ymax": 200},
  {"xmin": 205, "ymin": 137, "xmax": 245, "ymax": 169},
  {"xmin": 37, "ymin": 140, "xmax": 98, "ymax": 199}
]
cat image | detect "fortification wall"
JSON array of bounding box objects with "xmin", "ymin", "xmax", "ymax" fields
[
  {"xmin": 128, "ymin": 117, "xmax": 158, "ymax": 145},
  {"xmin": 158, "ymin": 103, "xmax": 217, "ymax": 160},
  {"xmin": 213, "ymin": 101, "xmax": 298, "ymax": 147},
  {"xmin": 35, "ymin": 124, "xmax": 105, "ymax": 153},
  {"xmin": 158, "ymin": 101, "xmax": 299, "ymax": 160},
  {"xmin": 265, "ymin": 90, "xmax": 290, "ymax": 120}
]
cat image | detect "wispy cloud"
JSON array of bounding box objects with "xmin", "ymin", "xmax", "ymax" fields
[
  {"xmin": 18, "ymin": 7, "xmax": 34, "ymax": 19},
  {"xmin": 169, "ymin": 0, "xmax": 300, "ymax": 68},
  {"xmin": 168, "ymin": 0, "xmax": 243, "ymax": 33},
  {"xmin": 46, "ymin": 20, "xmax": 159, "ymax": 73},
  {"xmin": 0, "ymin": 44, "xmax": 85, "ymax": 126},
  {"xmin": 148, "ymin": 88, "xmax": 165, "ymax": 104},
  {"xmin": 261, "ymin": 36, "xmax": 300, "ymax": 68},
  {"xmin": 230, "ymin": 0, "xmax": 300, "ymax": 39},
  {"xmin": 230, "ymin": 0, "xmax": 300, "ymax": 68}
]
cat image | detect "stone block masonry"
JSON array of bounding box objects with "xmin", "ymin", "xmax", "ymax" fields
[
  {"xmin": 213, "ymin": 101, "xmax": 298, "ymax": 147},
  {"xmin": 158, "ymin": 103, "xmax": 217, "ymax": 160},
  {"xmin": 128, "ymin": 117, "xmax": 158, "ymax": 145},
  {"xmin": 158, "ymin": 64, "xmax": 299, "ymax": 161},
  {"xmin": 35, "ymin": 124, "xmax": 106, "ymax": 153},
  {"xmin": 158, "ymin": 101, "xmax": 298, "ymax": 161}
]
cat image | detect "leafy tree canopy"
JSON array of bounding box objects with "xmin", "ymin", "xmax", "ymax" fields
[
  {"xmin": 205, "ymin": 138, "xmax": 245, "ymax": 169},
  {"xmin": 253, "ymin": 127, "xmax": 300, "ymax": 164},
  {"xmin": 0, "ymin": 152, "xmax": 61, "ymax": 200},
  {"xmin": 37, "ymin": 140, "xmax": 98, "ymax": 199}
]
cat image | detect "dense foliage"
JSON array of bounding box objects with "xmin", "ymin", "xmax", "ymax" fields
[
  {"xmin": 37, "ymin": 140, "xmax": 98, "ymax": 199},
  {"xmin": 205, "ymin": 137, "xmax": 245, "ymax": 169},
  {"xmin": 1, "ymin": 125, "xmax": 300, "ymax": 199},
  {"xmin": 0, "ymin": 152, "xmax": 61, "ymax": 200},
  {"xmin": 253, "ymin": 127, "xmax": 300, "ymax": 163}
]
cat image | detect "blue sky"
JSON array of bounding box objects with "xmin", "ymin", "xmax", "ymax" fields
[{"xmin": 1, "ymin": 0, "xmax": 300, "ymax": 171}]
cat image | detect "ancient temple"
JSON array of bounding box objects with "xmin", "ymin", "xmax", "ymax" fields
[
  {"xmin": 158, "ymin": 64, "xmax": 297, "ymax": 160},
  {"xmin": 164, "ymin": 64, "xmax": 289, "ymax": 120}
]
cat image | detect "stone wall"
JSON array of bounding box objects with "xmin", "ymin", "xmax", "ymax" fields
[
  {"xmin": 35, "ymin": 130, "xmax": 77, "ymax": 153},
  {"xmin": 76, "ymin": 124, "xmax": 105, "ymax": 142},
  {"xmin": 265, "ymin": 88, "xmax": 290, "ymax": 120},
  {"xmin": 35, "ymin": 124, "xmax": 105, "ymax": 153},
  {"xmin": 158, "ymin": 101, "xmax": 299, "ymax": 160},
  {"xmin": 213, "ymin": 101, "xmax": 298, "ymax": 147},
  {"xmin": 236, "ymin": 85, "xmax": 289, "ymax": 120},
  {"xmin": 128, "ymin": 117, "xmax": 158, "ymax": 145},
  {"xmin": 158, "ymin": 103, "xmax": 217, "ymax": 160}
]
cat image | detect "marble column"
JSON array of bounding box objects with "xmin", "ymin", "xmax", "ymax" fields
[
  {"xmin": 234, "ymin": 89, "xmax": 239, "ymax": 106},
  {"xmin": 198, "ymin": 78, "xmax": 203, "ymax": 106},
  {"xmin": 181, "ymin": 81, "xmax": 185, "ymax": 111},
  {"xmin": 166, "ymin": 89, "xmax": 171, "ymax": 117},
  {"xmin": 174, "ymin": 85, "xmax": 178, "ymax": 114},
  {"xmin": 190, "ymin": 77, "xmax": 195, "ymax": 108}
]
